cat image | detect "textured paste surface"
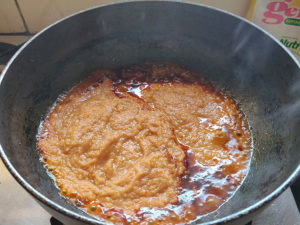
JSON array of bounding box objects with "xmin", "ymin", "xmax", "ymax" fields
[{"xmin": 38, "ymin": 63, "xmax": 251, "ymax": 224}]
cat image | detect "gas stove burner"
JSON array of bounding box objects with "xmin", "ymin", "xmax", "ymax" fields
[{"xmin": 50, "ymin": 217, "xmax": 63, "ymax": 225}]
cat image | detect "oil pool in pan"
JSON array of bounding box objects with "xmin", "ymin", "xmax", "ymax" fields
[{"xmin": 37, "ymin": 63, "xmax": 252, "ymax": 225}]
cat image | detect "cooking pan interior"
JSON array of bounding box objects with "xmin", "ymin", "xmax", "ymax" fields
[{"xmin": 0, "ymin": 1, "xmax": 299, "ymax": 224}]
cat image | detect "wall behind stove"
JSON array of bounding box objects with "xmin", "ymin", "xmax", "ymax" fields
[{"xmin": 0, "ymin": 0, "xmax": 251, "ymax": 44}]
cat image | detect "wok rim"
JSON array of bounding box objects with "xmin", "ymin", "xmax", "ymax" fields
[{"xmin": 0, "ymin": 1, "xmax": 299, "ymax": 224}]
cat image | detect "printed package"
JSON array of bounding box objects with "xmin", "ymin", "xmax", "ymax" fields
[{"xmin": 247, "ymin": 0, "xmax": 300, "ymax": 61}]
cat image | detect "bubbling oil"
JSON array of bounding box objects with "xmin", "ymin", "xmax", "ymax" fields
[{"xmin": 37, "ymin": 63, "xmax": 252, "ymax": 225}]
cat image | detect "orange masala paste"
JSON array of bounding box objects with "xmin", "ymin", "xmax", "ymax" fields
[{"xmin": 37, "ymin": 63, "xmax": 252, "ymax": 224}]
